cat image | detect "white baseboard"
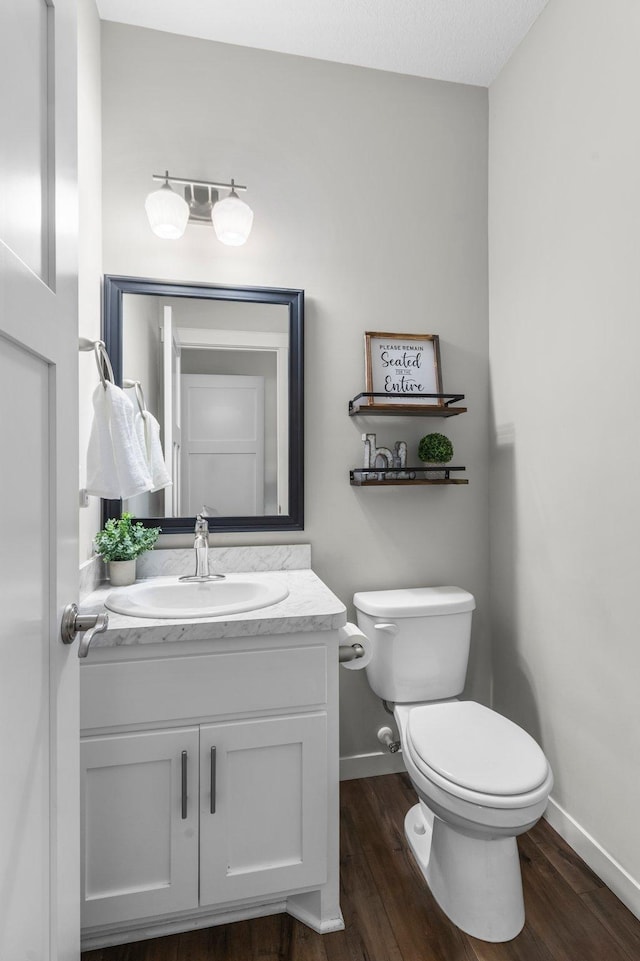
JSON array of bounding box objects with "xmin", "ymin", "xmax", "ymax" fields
[
  {"xmin": 81, "ymin": 901, "xmax": 287, "ymax": 951},
  {"xmin": 340, "ymin": 749, "xmax": 407, "ymax": 781},
  {"xmin": 545, "ymin": 797, "xmax": 640, "ymax": 921}
]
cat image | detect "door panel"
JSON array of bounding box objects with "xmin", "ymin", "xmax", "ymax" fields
[
  {"xmin": 0, "ymin": 338, "xmax": 51, "ymax": 960},
  {"xmin": 200, "ymin": 714, "xmax": 327, "ymax": 905},
  {"xmin": 0, "ymin": 0, "xmax": 52, "ymax": 283},
  {"xmin": 81, "ymin": 728, "xmax": 199, "ymax": 928},
  {"xmin": 188, "ymin": 452, "xmax": 259, "ymax": 516},
  {"xmin": 181, "ymin": 373, "xmax": 265, "ymax": 516},
  {"xmin": 226, "ymin": 741, "xmax": 303, "ymax": 872},
  {"xmin": 0, "ymin": 1, "xmax": 78, "ymax": 959}
]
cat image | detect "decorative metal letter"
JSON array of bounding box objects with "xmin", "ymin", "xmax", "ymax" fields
[{"xmin": 363, "ymin": 433, "xmax": 395, "ymax": 479}]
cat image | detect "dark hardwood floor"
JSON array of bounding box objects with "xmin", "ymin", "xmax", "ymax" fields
[{"xmin": 82, "ymin": 773, "xmax": 640, "ymax": 961}]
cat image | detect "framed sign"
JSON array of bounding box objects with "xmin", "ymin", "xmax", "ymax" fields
[{"xmin": 364, "ymin": 332, "xmax": 443, "ymax": 407}]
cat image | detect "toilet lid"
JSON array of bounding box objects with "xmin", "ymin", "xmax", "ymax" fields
[{"xmin": 407, "ymin": 701, "xmax": 549, "ymax": 796}]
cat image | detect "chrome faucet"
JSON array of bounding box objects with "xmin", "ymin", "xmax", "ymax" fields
[
  {"xmin": 180, "ymin": 514, "xmax": 225, "ymax": 582},
  {"xmin": 194, "ymin": 513, "xmax": 210, "ymax": 578}
]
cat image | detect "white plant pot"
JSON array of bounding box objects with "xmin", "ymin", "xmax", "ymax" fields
[
  {"xmin": 423, "ymin": 462, "xmax": 448, "ymax": 481},
  {"xmin": 108, "ymin": 559, "xmax": 136, "ymax": 586}
]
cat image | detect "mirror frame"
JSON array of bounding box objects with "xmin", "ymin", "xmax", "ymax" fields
[{"xmin": 102, "ymin": 275, "xmax": 304, "ymax": 533}]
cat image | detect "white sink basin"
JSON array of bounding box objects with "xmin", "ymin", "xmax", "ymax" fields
[{"xmin": 104, "ymin": 575, "xmax": 289, "ymax": 619}]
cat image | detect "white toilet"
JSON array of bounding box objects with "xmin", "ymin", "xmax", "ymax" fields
[{"xmin": 353, "ymin": 586, "xmax": 553, "ymax": 943}]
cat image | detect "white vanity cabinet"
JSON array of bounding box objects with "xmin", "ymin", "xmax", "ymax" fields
[{"xmin": 79, "ymin": 629, "xmax": 341, "ymax": 949}]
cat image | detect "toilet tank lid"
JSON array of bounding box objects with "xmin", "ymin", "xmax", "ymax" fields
[{"xmin": 353, "ymin": 586, "xmax": 475, "ymax": 618}]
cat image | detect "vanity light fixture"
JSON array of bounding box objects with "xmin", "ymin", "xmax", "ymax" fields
[{"xmin": 144, "ymin": 171, "xmax": 254, "ymax": 245}]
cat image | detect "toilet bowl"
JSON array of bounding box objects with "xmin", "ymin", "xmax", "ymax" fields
[
  {"xmin": 395, "ymin": 701, "xmax": 553, "ymax": 941},
  {"xmin": 353, "ymin": 586, "xmax": 553, "ymax": 943}
]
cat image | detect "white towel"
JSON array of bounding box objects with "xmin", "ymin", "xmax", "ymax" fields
[
  {"xmin": 86, "ymin": 383, "xmax": 153, "ymax": 499},
  {"xmin": 135, "ymin": 410, "xmax": 173, "ymax": 493}
]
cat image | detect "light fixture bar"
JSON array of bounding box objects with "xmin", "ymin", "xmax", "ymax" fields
[{"xmin": 152, "ymin": 173, "xmax": 248, "ymax": 192}]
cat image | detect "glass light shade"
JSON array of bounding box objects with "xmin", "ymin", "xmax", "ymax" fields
[
  {"xmin": 144, "ymin": 183, "xmax": 190, "ymax": 239},
  {"xmin": 211, "ymin": 193, "xmax": 254, "ymax": 246}
]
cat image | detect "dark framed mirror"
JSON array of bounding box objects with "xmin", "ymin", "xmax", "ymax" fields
[{"xmin": 102, "ymin": 275, "xmax": 304, "ymax": 533}]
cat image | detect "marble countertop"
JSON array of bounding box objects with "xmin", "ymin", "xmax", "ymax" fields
[{"xmin": 79, "ymin": 568, "xmax": 347, "ymax": 649}]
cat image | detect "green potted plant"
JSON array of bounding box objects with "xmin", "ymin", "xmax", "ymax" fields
[
  {"xmin": 94, "ymin": 513, "xmax": 161, "ymax": 586},
  {"xmin": 418, "ymin": 432, "xmax": 454, "ymax": 480}
]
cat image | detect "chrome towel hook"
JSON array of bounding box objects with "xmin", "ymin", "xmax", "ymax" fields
[
  {"xmin": 79, "ymin": 337, "xmax": 115, "ymax": 389},
  {"xmin": 123, "ymin": 379, "xmax": 147, "ymax": 415}
]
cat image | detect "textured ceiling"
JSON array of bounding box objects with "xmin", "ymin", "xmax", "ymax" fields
[{"xmin": 96, "ymin": 0, "xmax": 550, "ymax": 87}]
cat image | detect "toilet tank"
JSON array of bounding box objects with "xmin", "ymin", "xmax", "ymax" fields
[{"xmin": 353, "ymin": 586, "xmax": 475, "ymax": 703}]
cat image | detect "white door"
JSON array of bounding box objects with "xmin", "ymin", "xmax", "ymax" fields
[
  {"xmin": 162, "ymin": 305, "xmax": 181, "ymax": 517},
  {"xmin": 181, "ymin": 374, "xmax": 265, "ymax": 516},
  {"xmin": 80, "ymin": 728, "xmax": 199, "ymax": 928},
  {"xmin": 199, "ymin": 714, "xmax": 328, "ymax": 905},
  {"xmin": 0, "ymin": 1, "xmax": 79, "ymax": 959},
  {"xmin": 177, "ymin": 326, "xmax": 289, "ymax": 514}
]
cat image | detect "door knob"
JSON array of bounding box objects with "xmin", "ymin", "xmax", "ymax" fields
[{"xmin": 61, "ymin": 603, "xmax": 109, "ymax": 658}]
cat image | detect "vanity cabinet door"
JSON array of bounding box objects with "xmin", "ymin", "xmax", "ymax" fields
[
  {"xmin": 199, "ymin": 713, "xmax": 328, "ymax": 906},
  {"xmin": 81, "ymin": 727, "xmax": 199, "ymax": 929}
]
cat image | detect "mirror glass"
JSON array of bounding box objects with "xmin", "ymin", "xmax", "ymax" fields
[{"xmin": 103, "ymin": 276, "xmax": 304, "ymax": 533}]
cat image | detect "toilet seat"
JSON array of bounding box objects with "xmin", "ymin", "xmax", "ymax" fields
[{"xmin": 405, "ymin": 701, "xmax": 551, "ymax": 809}]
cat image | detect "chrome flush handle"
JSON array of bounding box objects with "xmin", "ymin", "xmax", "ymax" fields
[
  {"xmin": 373, "ymin": 622, "xmax": 399, "ymax": 634},
  {"xmin": 61, "ymin": 603, "xmax": 109, "ymax": 658}
]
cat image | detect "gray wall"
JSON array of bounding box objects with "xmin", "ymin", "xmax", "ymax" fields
[
  {"xmin": 489, "ymin": 0, "xmax": 640, "ymax": 907},
  {"xmin": 99, "ymin": 23, "xmax": 490, "ymax": 768}
]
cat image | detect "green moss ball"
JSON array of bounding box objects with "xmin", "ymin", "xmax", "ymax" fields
[{"xmin": 418, "ymin": 432, "xmax": 453, "ymax": 464}]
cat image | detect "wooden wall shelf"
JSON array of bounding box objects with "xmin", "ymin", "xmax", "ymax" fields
[
  {"xmin": 348, "ymin": 392, "xmax": 466, "ymax": 417},
  {"xmin": 348, "ymin": 391, "xmax": 468, "ymax": 487}
]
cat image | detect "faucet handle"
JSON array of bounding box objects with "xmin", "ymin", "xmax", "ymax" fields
[{"xmin": 195, "ymin": 514, "xmax": 209, "ymax": 533}]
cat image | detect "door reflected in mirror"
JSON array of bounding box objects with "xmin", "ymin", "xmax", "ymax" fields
[{"xmin": 103, "ymin": 277, "xmax": 304, "ymax": 533}]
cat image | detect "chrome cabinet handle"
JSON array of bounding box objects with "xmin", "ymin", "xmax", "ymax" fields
[
  {"xmin": 210, "ymin": 747, "xmax": 217, "ymax": 814},
  {"xmin": 181, "ymin": 751, "xmax": 188, "ymax": 820},
  {"xmin": 61, "ymin": 603, "xmax": 109, "ymax": 658}
]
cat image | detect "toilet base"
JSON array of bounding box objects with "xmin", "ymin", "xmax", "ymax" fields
[{"xmin": 404, "ymin": 804, "xmax": 525, "ymax": 943}]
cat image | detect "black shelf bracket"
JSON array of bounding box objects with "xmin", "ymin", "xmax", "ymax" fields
[
  {"xmin": 350, "ymin": 466, "xmax": 468, "ymax": 487},
  {"xmin": 348, "ymin": 392, "xmax": 466, "ymax": 416}
]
